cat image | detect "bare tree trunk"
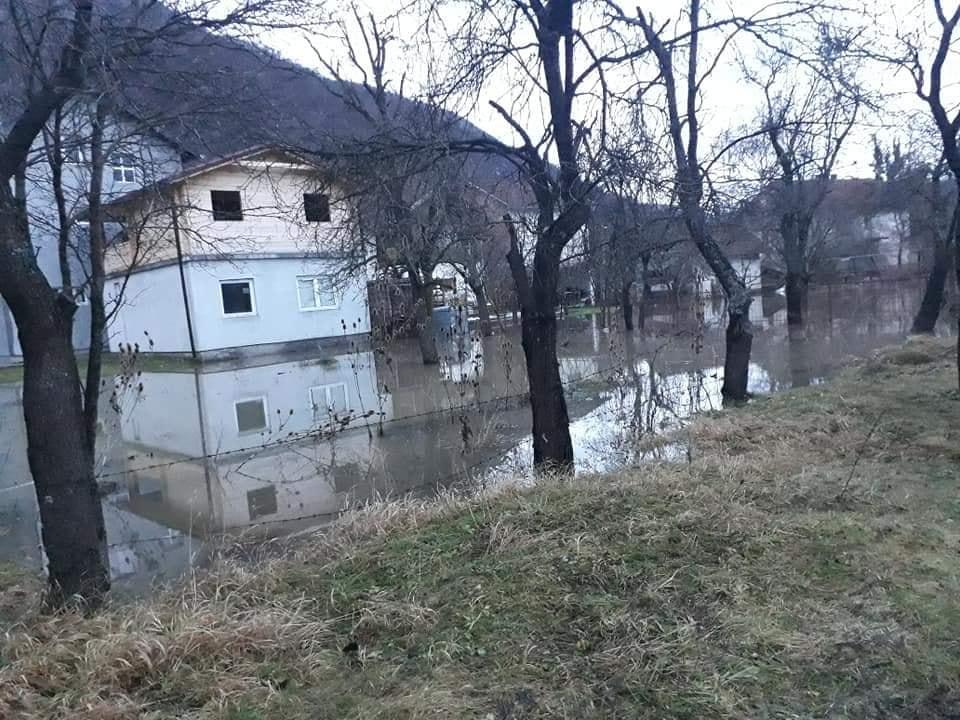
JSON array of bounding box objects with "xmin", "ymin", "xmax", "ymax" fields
[
  {"xmin": 637, "ymin": 254, "xmax": 649, "ymax": 331},
  {"xmin": 785, "ymin": 271, "xmax": 807, "ymax": 326},
  {"xmin": 412, "ymin": 280, "xmax": 439, "ymax": 364},
  {"xmin": 44, "ymin": 108, "xmax": 73, "ymax": 294},
  {"xmin": 82, "ymin": 102, "xmax": 107, "ymax": 450},
  {"xmin": 521, "ymin": 307, "xmax": 573, "ymax": 468},
  {"xmin": 506, "ymin": 216, "xmax": 574, "ymax": 471},
  {"xmin": 465, "ymin": 272, "xmax": 493, "ymax": 336},
  {"xmin": 0, "ymin": 187, "xmax": 108, "ymax": 607},
  {"xmin": 912, "ymin": 202, "xmax": 957, "ymax": 334},
  {"xmin": 621, "ymin": 282, "xmax": 634, "ymax": 331},
  {"xmin": 912, "ymin": 239, "xmax": 951, "ymax": 333},
  {"xmin": 684, "ymin": 206, "xmax": 754, "ymax": 400},
  {"xmin": 476, "ymin": 289, "xmax": 493, "ymax": 336}
]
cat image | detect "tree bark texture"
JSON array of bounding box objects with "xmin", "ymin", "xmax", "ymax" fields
[
  {"xmin": 682, "ymin": 204, "xmax": 754, "ymax": 401},
  {"xmin": 412, "ymin": 280, "xmax": 439, "ymax": 364},
  {"xmin": 505, "ymin": 215, "xmax": 575, "ymax": 471},
  {"xmin": 912, "ymin": 202, "xmax": 957, "ymax": 334},
  {"xmin": 0, "ymin": 189, "xmax": 109, "ymax": 606},
  {"xmin": 621, "ymin": 282, "xmax": 634, "ymax": 331},
  {"xmin": 784, "ymin": 271, "xmax": 808, "ymax": 328}
]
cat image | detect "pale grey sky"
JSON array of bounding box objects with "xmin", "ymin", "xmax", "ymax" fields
[{"xmin": 260, "ymin": 1, "xmax": 953, "ymax": 181}]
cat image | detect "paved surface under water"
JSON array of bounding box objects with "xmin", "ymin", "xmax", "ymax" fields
[{"xmin": 0, "ymin": 280, "xmax": 951, "ymax": 594}]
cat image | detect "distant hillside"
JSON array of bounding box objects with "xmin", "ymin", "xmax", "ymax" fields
[{"xmin": 1, "ymin": 0, "xmax": 523, "ymax": 198}]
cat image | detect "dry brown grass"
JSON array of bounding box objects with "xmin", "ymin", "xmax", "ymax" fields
[{"xmin": 1, "ymin": 338, "xmax": 958, "ymax": 719}]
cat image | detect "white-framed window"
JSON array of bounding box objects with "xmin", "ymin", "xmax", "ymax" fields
[
  {"xmin": 297, "ymin": 275, "xmax": 337, "ymax": 311},
  {"xmin": 234, "ymin": 397, "xmax": 269, "ymax": 434},
  {"xmin": 111, "ymin": 153, "xmax": 138, "ymax": 183},
  {"xmin": 309, "ymin": 383, "xmax": 349, "ymax": 421},
  {"xmin": 220, "ymin": 278, "xmax": 256, "ymax": 316}
]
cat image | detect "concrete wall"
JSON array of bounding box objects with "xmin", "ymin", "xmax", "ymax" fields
[
  {"xmin": 105, "ymin": 151, "xmax": 350, "ymax": 278},
  {"xmin": 119, "ymin": 350, "xmax": 392, "ymax": 530},
  {"xmin": 111, "ymin": 256, "xmax": 370, "ymax": 354},
  {"xmin": 108, "ymin": 263, "xmax": 195, "ymax": 354},
  {"xmin": 177, "ymin": 154, "xmax": 347, "ymax": 256}
]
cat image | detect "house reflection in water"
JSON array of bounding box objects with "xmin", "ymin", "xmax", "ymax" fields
[{"xmin": 121, "ymin": 350, "xmax": 396, "ymax": 537}]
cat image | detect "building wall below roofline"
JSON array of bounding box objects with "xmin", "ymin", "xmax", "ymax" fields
[
  {"xmin": 109, "ymin": 256, "xmax": 371, "ymax": 354},
  {"xmin": 0, "ymin": 296, "xmax": 91, "ymax": 361}
]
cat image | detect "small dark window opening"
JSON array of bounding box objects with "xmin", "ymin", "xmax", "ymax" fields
[
  {"xmin": 304, "ymin": 193, "xmax": 331, "ymax": 222},
  {"xmin": 247, "ymin": 485, "xmax": 278, "ymax": 520},
  {"xmin": 220, "ymin": 280, "xmax": 254, "ymax": 315},
  {"xmin": 211, "ymin": 190, "xmax": 243, "ymax": 221}
]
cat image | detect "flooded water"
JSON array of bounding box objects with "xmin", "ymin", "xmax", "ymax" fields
[{"xmin": 0, "ymin": 280, "xmax": 948, "ymax": 593}]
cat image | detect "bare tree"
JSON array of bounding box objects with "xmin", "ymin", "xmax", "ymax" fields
[
  {"xmin": 626, "ymin": 3, "xmax": 756, "ymax": 399},
  {"xmin": 746, "ymin": 43, "xmax": 862, "ymax": 326},
  {"xmin": 895, "ymin": 1, "xmax": 960, "ymax": 380},
  {"xmin": 0, "ymin": 0, "xmax": 300, "ymax": 608},
  {"xmin": 425, "ymin": 0, "xmax": 607, "ymax": 469},
  {"xmin": 310, "ymin": 8, "xmax": 491, "ymax": 363},
  {"xmin": 610, "ymin": 0, "xmax": 825, "ymax": 398}
]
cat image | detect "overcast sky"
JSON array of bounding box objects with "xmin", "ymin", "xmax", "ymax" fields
[{"xmin": 261, "ymin": 1, "xmax": 951, "ymax": 181}]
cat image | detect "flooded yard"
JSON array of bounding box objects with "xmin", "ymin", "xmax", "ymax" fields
[{"xmin": 0, "ymin": 280, "xmax": 945, "ymax": 593}]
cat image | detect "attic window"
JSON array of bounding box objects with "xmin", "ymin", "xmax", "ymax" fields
[
  {"xmin": 303, "ymin": 193, "xmax": 330, "ymax": 222},
  {"xmin": 111, "ymin": 153, "xmax": 137, "ymax": 183},
  {"xmin": 211, "ymin": 190, "xmax": 243, "ymax": 221}
]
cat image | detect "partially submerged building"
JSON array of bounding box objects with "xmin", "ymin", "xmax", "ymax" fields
[{"xmin": 102, "ymin": 146, "xmax": 370, "ymax": 359}]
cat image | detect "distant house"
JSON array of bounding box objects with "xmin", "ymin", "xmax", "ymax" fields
[{"xmin": 102, "ymin": 146, "xmax": 371, "ymax": 358}]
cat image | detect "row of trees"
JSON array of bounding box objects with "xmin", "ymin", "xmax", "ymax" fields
[{"xmin": 3, "ymin": 0, "xmax": 960, "ymax": 607}]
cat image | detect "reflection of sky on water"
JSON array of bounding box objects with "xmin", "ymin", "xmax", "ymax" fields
[{"xmin": 0, "ymin": 280, "xmax": 951, "ymax": 593}]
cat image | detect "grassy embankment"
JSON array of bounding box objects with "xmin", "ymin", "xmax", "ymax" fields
[{"xmin": 0, "ymin": 338, "xmax": 958, "ymax": 719}]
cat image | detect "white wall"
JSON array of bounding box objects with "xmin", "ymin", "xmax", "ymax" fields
[
  {"xmin": 110, "ymin": 256, "xmax": 370, "ymax": 354},
  {"xmin": 185, "ymin": 257, "xmax": 369, "ymax": 353},
  {"xmin": 177, "ymin": 153, "xmax": 347, "ymax": 256},
  {"xmin": 109, "ymin": 263, "xmax": 195, "ymax": 353},
  {"xmin": 119, "ymin": 351, "xmax": 393, "ymax": 530}
]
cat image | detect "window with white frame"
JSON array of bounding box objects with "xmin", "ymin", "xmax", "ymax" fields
[
  {"xmin": 111, "ymin": 153, "xmax": 138, "ymax": 183},
  {"xmin": 309, "ymin": 383, "xmax": 349, "ymax": 421},
  {"xmin": 234, "ymin": 397, "xmax": 268, "ymax": 434},
  {"xmin": 297, "ymin": 275, "xmax": 337, "ymax": 311},
  {"xmin": 220, "ymin": 279, "xmax": 256, "ymax": 316}
]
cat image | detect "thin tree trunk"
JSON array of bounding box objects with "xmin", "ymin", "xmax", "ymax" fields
[
  {"xmin": 44, "ymin": 108, "xmax": 73, "ymax": 294},
  {"xmin": 637, "ymin": 255, "xmax": 649, "ymax": 331},
  {"xmin": 466, "ymin": 272, "xmax": 493, "ymax": 336},
  {"xmin": 83, "ymin": 102, "xmax": 107, "ymax": 450},
  {"xmin": 0, "ymin": 186, "xmax": 108, "ymax": 607},
  {"xmin": 912, "ymin": 201, "xmax": 957, "ymax": 334},
  {"xmin": 683, "ymin": 206, "xmax": 754, "ymax": 400},
  {"xmin": 621, "ymin": 282, "xmax": 633, "ymax": 331},
  {"xmin": 412, "ymin": 281, "xmax": 438, "ymax": 364}
]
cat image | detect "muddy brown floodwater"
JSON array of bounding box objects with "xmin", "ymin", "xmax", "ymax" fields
[{"xmin": 0, "ymin": 279, "xmax": 951, "ymax": 594}]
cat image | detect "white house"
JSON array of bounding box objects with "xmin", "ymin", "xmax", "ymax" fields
[{"xmin": 103, "ymin": 146, "xmax": 370, "ymax": 358}]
